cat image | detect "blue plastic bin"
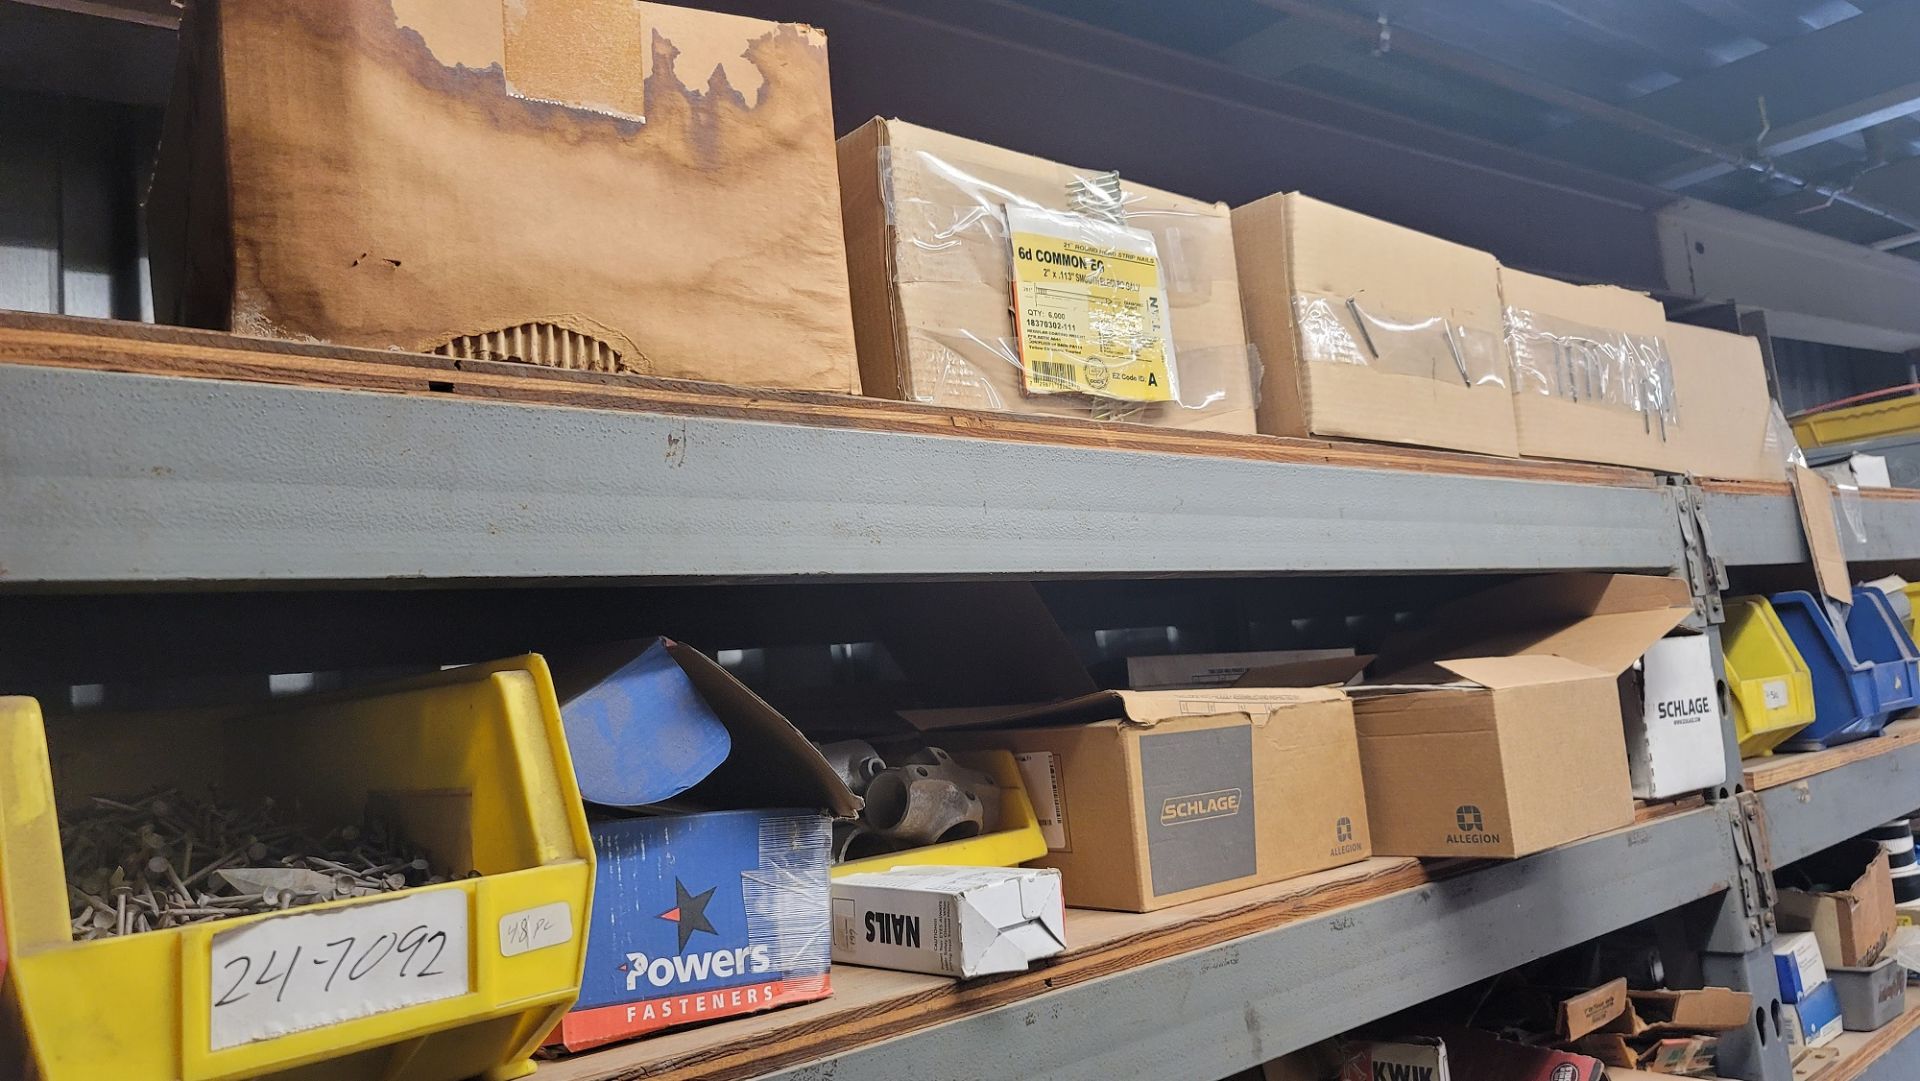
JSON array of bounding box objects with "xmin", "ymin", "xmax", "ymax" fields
[
  {"xmin": 1770, "ymin": 589, "xmax": 1901, "ymax": 750},
  {"xmin": 1846, "ymin": 586, "xmax": 1920, "ymax": 713}
]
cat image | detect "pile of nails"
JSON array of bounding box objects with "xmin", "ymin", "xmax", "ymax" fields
[{"xmin": 62, "ymin": 788, "xmax": 446, "ymax": 940}]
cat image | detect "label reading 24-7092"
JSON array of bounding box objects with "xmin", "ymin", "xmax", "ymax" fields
[{"xmin": 208, "ymin": 888, "xmax": 470, "ymax": 1050}]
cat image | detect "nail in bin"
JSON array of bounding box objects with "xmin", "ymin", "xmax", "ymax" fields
[
  {"xmin": 0, "ymin": 657, "xmax": 593, "ymax": 1081},
  {"xmin": 1773, "ymin": 931, "xmax": 1829, "ymax": 1004},
  {"xmin": 1768, "ymin": 587, "xmax": 1919, "ymax": 750},
  {"xmin": 544, "ymin": 639, "xmax": 860, "ymax": 1052},
  {"xmin": 1721, "ymin": 596, "xmax": 1817, "ymax": 757},
  {"xmin": 1829, "ymin": 958, "xmax": 1905, "ymax": 1031}
]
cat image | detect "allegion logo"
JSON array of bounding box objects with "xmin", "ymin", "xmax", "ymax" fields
[
  {"xmin": 1446, "ymin": 804, "xmax": 1501, "ymax": 846},
  {"xmin": 1330, "ymin": 815, "xmax": 1364, "ymax": 857},
  {"xmin": 1159, "ymin": 788, "xmax": 1242, "ymax": 825}
]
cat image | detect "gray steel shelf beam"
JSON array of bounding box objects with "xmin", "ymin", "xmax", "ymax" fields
[
  {"xmin": 757, "ymin": 808, "xmax": 1735, "ymax": 1081},
  {"xmin": 1699, "ymin": 486, "xmax": 1920, "ymax": 566},
  {"xmin": 0, "ymin": 364, "xmax": 1688, "ymax": 587},
  {"xmin": 1760, "ymin": 736, "xmax": 1920, "ymax": 866}
]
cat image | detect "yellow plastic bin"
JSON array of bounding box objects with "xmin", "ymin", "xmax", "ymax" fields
[
  {"xmin": 832, "ymin": 750, "xmax": 1047, "ymax": 877},
  {"xmin": 0, "ymin": 655, "xmax": 592, "ymax": 1081},
  {"xmin": 1900, "ymin": 583, "xmax": 1920, "ymax": 641},
  {"xmin": 1723, "ymin": 597, "xmax": 1818, "ymax": 757}
]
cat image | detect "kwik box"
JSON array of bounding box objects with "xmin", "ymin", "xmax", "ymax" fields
[
  {"xmin": 831, "ymin": 866, "xmax": 1066, "ymax": 978},
  {"xmin": 1338, "ymin": 1037, "xmax": 1449, "ymax": 1081},
  {"xmin": 545, "ymin": 639, "xmax": 859, "ymax": 1051},
  {"xmin": 914, "ymin": 685, "xmax": 1370, "ymax": 912},
  {"xmin": 1353, "ymin": 574, "xmax": 1697, "ymax": 858}
]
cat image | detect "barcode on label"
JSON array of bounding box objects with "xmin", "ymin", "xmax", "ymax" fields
[
  {"xmin": 1014, "ymin": 751, "xmax": 1068, "ymax": 851},
  {"xmin": 1027, "ymin": 359, "xmax": 1078, "ymax": 388}
]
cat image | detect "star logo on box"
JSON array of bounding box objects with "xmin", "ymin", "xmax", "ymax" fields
[
  {"xmin": 658, "ymin": 878, "xmax": 718, "ymax": 952},
  {"xmin": 616, "ymin": 877, "xmax": 772, "ymax": 993}
]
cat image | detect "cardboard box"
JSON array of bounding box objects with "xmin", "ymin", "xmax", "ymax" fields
[
  {"xmin": 918, "ymin": 686, "xmax": 1370, "ymax": 911},
  {"xmin": 1437, "ymin": 1027, "xmax": 1606, "ymax": 1081},
  {"xmin": 830, "ymin": 866, "xmax": 1065, "ymax": 979},
  {"xmin": 1231, "ymin": 192, "xmax": 1518, "ymax": 457},
  {"xmin": 149, "ymin": 0, "xmax": 859, "ymax": 392},
  {"xmin": 1104, "ymin": 648, "xmax": 1356, "ymax": 691},
  {"xmin": 1778, "ymin": 841, "xmax": 1898, "ymax": 968},
  {"xmin": 1610, "ymin": 987, "xmax": 1753, "ymax": 1034},
  {"xmin": 1783, "ymin": 980, "xmax": 1844, "ymax": 1058},
  {"xmin": 839, "ymin": 118, "xmax": 1257, "ymax": 433},
  {"xmin": 1775, "ymin": 930, "xmax": 1830, "ymax": 1003},
  {"xmin": 1499, "ymin": 269, "xmax": 1679, "ymax": 471},
  {"xmin": 1662, "ymin": 323, "xmax": 1789, "ymax": 483},
  {"xmin": 545, "ymin": 640, "xmax": 859, "ymax": 1050},
  {"xmin": 1338, "ymin": 1039, "xmax": 1448, "ymax": 1081},
  {"xmin": 1481, "ymin": 979, "xmax": 1628, "ymax": 1041},
  {"xmin": 1621, "ymin": 635, "xmax": 1728, "ymax": 800},
  {"xmin": 1352, "ymin": 574, "xmax": 1689, "ymax": 858},
  {"xmin": 557, "ymin": 808, "xmax": 833, "ymax": 1050},
  {"xmin": 1829, "ymin": 957, "xmax": 1905, "ymax": 1031}
]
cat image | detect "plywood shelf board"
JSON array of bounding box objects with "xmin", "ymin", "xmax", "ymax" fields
[{"xmin": 1743, "ymin": 716, "xmax": 1920, "ymax": 791}]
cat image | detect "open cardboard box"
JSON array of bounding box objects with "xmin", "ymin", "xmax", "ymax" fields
[
  {"xmin": 1350, "ymin": 574, "xmax": 1697, "ymax": 858},
  {"xmin": 911, "ymin": 684, "xmax": 1370, "ymax": 912},
  {"xmin": 1777, "ymin": 840, "xmax": 1898, "ymax": 969}
]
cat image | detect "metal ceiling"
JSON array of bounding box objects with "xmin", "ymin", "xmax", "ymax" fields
[{"xmin": 1013, "ymin": 0, "xmax": 1920, "ymax": 259}]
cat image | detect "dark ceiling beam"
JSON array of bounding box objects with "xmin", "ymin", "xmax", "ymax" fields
[
  {"xmin": 1529, "ymin": 0, "xmax": 1920, "ymax": 163},
  {"xmin": 1246, "ymin": 0, "xmax": 1920, "ymax": 234},
  {"xmin": 1669, "ymin": 0, "xmax": 1809, "ymax": 45},
  {"xmin": 1650, "ymin": 80, "xmax": 1920, "ymax": 189},
  {"xmin": 1506, "ymin": 0, "xmax": 1722, "ymax": 78}
]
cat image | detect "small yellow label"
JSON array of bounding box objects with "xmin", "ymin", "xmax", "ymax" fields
[{"xmin": 1005, "ymin": 204, "xmax": 1176, "ymax": 402}]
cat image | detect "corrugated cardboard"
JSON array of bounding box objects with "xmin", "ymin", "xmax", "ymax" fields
[
  {"xmin": 1609, "ymin": 987, "xmax": 1753, "ymax": 1034},
  {"xmin": 839, "ymin": 118, "xmax": 1257, "ymax": 433},
  {"xmin": 1561, "ymin": 979, "xmax": 1631, "ymax": 1040},
  {"xmin": 830, "ymin": 866, "xmax": 1065, "ymax": 978},
  {"xmin": 1352, "ymin": 574, "xmax": 1687, "ymax": 858},
  {"xmin": 1107, "ymin": 648, "xmax": 1355, "ymax": 691},
  {"xmin": 1499, "ymin": 269, "xmax": 1679, "ymax": 470},
  {"xmin": 1662, "ymin": 323, "xmax": 1788, "ymax": 483},
  {"xmin": 1792, "ymin": 466, "xmax": 1854, "ymax": 606},
  {"xmin": 1232, "ymin": 192, "xmax": 1519, "ymax": 457},
  {"xmin": 1337, "ymin": 1039, "xmax": 1448, "ymax": 1081},
  {"xmin": 1779, "ymin": 842, "xmax": 1898, "ymax": 968},
  {"xmin": 149, "ymin": 0, "xmax": 859, "ymax": 391},
  {"xmin": 916, "ymin": 687, "xmax": 1371, "ymax": 911}
]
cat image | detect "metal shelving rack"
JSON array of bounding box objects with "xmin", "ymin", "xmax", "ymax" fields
[{"xmin": 3, "ymin": 334, "xmax": 1920, "ymax": 1081}]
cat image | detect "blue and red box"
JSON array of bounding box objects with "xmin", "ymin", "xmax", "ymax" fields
[{"xmin": 545, "ymin": 639, "xmax": 859, "ymax": 1052}]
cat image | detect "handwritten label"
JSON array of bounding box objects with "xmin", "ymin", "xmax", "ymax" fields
[
  {"xmin": 499, "ymin": 901, "xmax": 573, "ymax": 958},
  {"xmin": 209, "ymin": 889, "xmax": 470, "ymax": 1051},
  {"xmin": 1762, "ymin": 678, "xmax": 1791, "ymax": 711}
]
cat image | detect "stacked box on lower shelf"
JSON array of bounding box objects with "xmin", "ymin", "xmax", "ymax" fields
[
  {"xmin": 0, "ymin": 657, "xmax": 593, "ymax": 1081},
  {"xmin": 543, "ymin": 639, "xmax": 859, "ymax": 1053}
]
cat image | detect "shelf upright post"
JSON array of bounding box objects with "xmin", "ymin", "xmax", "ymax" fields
[{"xmin": 1672, "ymin": 478, "xmax": 1796, "ymax": 1081}]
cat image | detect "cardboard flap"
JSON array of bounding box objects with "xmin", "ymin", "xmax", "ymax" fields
[
  {"xmin": 1622, "ymin": 988, "xmax": 1752, "ymax": 1033},
  {"xmin": 1560, "ymin": 979, "xmax": 1630, "ymax": 1040},
  {"xmin": 550, "ymin": 639, "xmax": 859, "ymax": 818},
  {"xmin": 1432, "ymin": 654, "xmax": 1608, "ymax": 689},
  {"xmin": 1376, "ymin": 573, "xmax": 1693, "ymax": 678},
  {"xmin": 903, "ymin": 685, "xmax": 1345, "ymax": 732},
  {"xmin": 1236, "ymin": 654, "xmax": 1374, "ymax": 688}
]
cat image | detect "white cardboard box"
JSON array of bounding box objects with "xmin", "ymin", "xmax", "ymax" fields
[
  {"xmin": 1775, "ymin": 930, "xmax": 1830, "ymax": 1003},
  {"xmin": 1624, "ymin": 635, "xmax": 1727, "ymax": 799},
  {"xmin": 831, "ymin": 866, "xmax": 1066, "ymax": 979}
]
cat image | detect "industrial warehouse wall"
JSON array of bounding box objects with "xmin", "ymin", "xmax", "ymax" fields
[{"xmin": 0, "ymin": 89, "xmax": 155, "ymax": 320}]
